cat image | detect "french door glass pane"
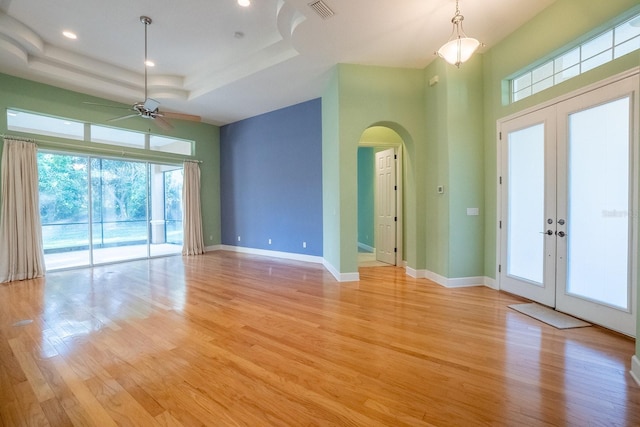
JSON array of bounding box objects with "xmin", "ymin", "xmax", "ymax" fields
[
  {"xmin": 149, "ymin": 165, "xmax": 183, "ymax": 257},
  {"xmin": 91, "ymin": 158, "xmax": 148, "ymax": 264},
  {"xmin": 39, "ymin": 153, "xmax": 90, "ymax": 269},
  {"xmin": 567, "ymin": 97, "xmax": 630, "ymax": 309},
  {"xmin": 507, "ymin": 124, "xmax": 545, "ymax": 285}
]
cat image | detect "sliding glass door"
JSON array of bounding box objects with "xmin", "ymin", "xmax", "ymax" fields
[{"xmin": 38, "ymin": 153, "xmax": 183, "ymax": 270}]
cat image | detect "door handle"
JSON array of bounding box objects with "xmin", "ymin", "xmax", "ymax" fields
[
  {"xmin": 556, "ymin": 231, "xmax": 566, "ymax": 237},
  {"xmin": 539, "ymin": 230, "xmax": 553, "ymax": 235}
]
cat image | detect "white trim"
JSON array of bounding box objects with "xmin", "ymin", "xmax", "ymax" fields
[
  {"xmin": 323, "ymin": 259, "xmax": 360, "ymax": 282},
  {"xmin": 631, "ymin": 356, "xmax": 640, "ymax": 386},
  {"xmin": 212, "ymin": 245, "xmax": 360, "ymax": 282},
  {"xmin": 216, "ymin": 245, "xmax": 324, "ymax": 264},
  {"xmin": 357, "ymin": 242, "xmax": 374, "ymax": 253},
  {"xmin": 406, "ymin": 267, "xmax": 489, "ymax": 288},
  {"xmin": 484, "ymin": 276, "xmax": 498, "ymax": 290},
  {"xmin": 500, "ymin": 67, "xmax": 639, "ymax": 123},
  {"xmin": 405, "ymin": 266, "xmax": 425, "ymax": 279}
]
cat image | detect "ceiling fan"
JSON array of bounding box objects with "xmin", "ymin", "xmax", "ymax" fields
[{"xmin": 84, "ymin": 16, "xmax": 200, "ymax": 130}]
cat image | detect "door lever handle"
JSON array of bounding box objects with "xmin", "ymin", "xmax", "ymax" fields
[{"xmin": 539, "ymin": 230, "xmax": 553, "ymax": 236}]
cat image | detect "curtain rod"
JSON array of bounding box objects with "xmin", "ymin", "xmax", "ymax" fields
[
  {"xmin": 1, "ymin": 133, "xmax": 203, "ymax": 164},
  {"xmin": 0, "ymin": 134, "xmax": 36, "ymax": 143}
]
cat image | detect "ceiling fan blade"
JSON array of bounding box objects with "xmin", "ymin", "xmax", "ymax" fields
[
  {"xmin": 83, "ymin": 101, "xmax": 132, "ymax": 110},
  {"xmin": 162, "ymin": 111, "xmax": 201, "ymax": 122},
  {"xmin": 108, "ymin": 114, "xmax": 139, "ymax": 123},
  {"xmin": 154, "ymin": 116, "xmax": 173, "ymax": 130},
  {"xmin": 144, "ymin": 98, "xmax": 161, "ymax": 112}
]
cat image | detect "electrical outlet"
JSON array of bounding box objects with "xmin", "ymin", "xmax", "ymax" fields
[
  {"xmin": 268, "ymin": 238, "xmax": 272, "ymax": 245},
  {"xmin": 237, "ymin": 236, "xmax": 241, "ymax": 242},
  {"xmin": 303, "ymin": 241, "xmax": 306, "ymax": 248}
]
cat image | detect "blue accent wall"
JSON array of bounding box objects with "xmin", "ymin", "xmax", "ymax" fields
[{"xmin": 220, "ymin": 98, "xmax": 323, "ymax": 256}]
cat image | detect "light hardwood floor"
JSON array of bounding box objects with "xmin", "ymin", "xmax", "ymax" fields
[{"xmin": 1, "ymin": 251, "xmax": 639, "ymax": 426}]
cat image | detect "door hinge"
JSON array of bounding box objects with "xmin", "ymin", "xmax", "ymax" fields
[
  {"xmin": 394, "ymin": 185, "xmax": 397, "ymax": 191},
  {"xmin": 499, "ymin": 176, "xmax": 502, "ymax": 184},
  {"xmin": 394, "ymin": 154, "xmax": 397, "ymax": 160},
  {"xmin": 394, "ymin": 248, "xmax": 397, "ymax": 253},
  {"xmin": 498, "ymin": 264, "xmax": 502, "ymax": 273},
  {"xmin": 499, "ymin": 220, "xmax": 502, "ymax": 229},
  {"xmin": 394, "ymin": 216, "xmax": 397, "ymax": 221},
  {"xmin": 499, "ymin": 131, "xmax": 502, "ymax": 140}
]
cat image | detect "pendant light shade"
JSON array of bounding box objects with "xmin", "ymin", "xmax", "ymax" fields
[{"xmin": 436, "ymin": 0, "xmax": 482, "ymax": 68}]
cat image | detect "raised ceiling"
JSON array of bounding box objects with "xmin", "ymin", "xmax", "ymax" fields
[{"xmin": 0, "ymin": 0, "xmax": 556, "ymax": 126}]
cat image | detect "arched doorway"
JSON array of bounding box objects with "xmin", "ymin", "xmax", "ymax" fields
[{"xmin": 357, "ymin": 125, "xmax": 405, "ymax": 268}]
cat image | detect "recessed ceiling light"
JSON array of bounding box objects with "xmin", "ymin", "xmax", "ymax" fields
[
  {"xmin": 238, "ymin": 0, "xmax": 250, "ymax": 7},
  {"xmin": 145, "ymin": 60, "xmax": 155, "ymax": 67},
  {"xmin": 62, "ymin": 30, "xmax": 77, "ymax": 40}
]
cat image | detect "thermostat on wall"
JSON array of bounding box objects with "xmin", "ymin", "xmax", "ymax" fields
[{"xmin": 437, "ymin": 185, "xmax": 444, "ymax": 194}]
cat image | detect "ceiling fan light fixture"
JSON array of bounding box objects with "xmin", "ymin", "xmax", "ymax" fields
[{"xmin": 436, "ymin": 0, "xmax": 482, "ymax": 68}]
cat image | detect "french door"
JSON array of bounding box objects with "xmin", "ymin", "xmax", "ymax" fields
[{"xmin": 499, "ymin": 74, "xmax": 639, "ymax": 336}]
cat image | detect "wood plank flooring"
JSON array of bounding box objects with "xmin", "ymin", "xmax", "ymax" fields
[{"xmin": 1, "ymin": 251, "xmax": 639, "ymax": 426}]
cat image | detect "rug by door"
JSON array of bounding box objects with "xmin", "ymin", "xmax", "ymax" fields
[{"xmin": 508, "ymin": 303, "xmax": 591, "ymax": 329}]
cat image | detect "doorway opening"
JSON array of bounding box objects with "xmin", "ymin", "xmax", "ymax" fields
[
  {"xmin": 497, "ymin": 72, "xmax": 639, "ymax": 336},
  {"xmin": 357, "ymin": 126, "xmax": 404, "ymax": 268}
]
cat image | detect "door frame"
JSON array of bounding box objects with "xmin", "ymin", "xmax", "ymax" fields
[
  {"xmin": 496, "ymin": 68, "xmax": 639, "ymax": 334},
  {"xmin": 359, "ymin": 142, "xmax": 404, "ymax": 266}
]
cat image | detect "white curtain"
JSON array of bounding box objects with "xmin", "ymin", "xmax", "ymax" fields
[
  {"xmin": 182, "ymin": 161, "xmax": 205, "ymax": 256},
  {"xmin": 0, "ymin": 139, "xmax": 46, "ymax": 282}
]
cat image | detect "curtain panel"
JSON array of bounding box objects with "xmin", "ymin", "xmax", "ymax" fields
[
  {"xmin": 0, "ymin": 139, "xmax": 46, "ymax": 282},
  {"xmin": 182, "ymin": 161, "xmax": 205, "ymax": 256}
]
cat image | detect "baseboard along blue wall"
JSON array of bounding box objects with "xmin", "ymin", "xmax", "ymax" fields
[{"xmin": 220, "ymin": 98, "xmax": 323, "ymax": 256}]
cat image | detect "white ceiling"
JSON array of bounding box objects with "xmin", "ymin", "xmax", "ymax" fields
[{"xmin": 0, "ymin": 0, "xmax": 556, "ymax": 126}]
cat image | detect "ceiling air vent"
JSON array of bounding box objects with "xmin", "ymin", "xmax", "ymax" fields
[{"xmin": 308, "ymin": 0, "xmax": 335, "ymax": 20}]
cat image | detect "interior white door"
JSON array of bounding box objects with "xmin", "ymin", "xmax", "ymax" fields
[
  {"xmin": 375, "ymin": 148, "xmax": 396, "ymax": 265},
  {"xmin": 499, "ymin": 73, "xmax": 638, "ymax": 336}
]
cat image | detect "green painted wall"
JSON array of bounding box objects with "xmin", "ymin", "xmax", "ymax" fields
[
  {"xmin": 322, "ymin": 64, "xmax": 426, "ymax": 275},
  {"xmin": 422, "ymin": 54, "xmax": 485, "ymax": 279},
  {"xmin": 0, "ymin": 73, "xmax": 221, "ymax": 246}
]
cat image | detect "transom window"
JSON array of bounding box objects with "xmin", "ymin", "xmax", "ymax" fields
[
  {"xmin": 510, "ymin": 12, "xmax": 640, "ymax": 103},
  {"xmin": 6, "ymin": 109, "xmax": 194, "ymax": 156}
]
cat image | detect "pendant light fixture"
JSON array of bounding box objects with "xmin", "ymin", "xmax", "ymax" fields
[{"xmin": 436, "ymin": 0, "xmax": 482, "ymax": 68}]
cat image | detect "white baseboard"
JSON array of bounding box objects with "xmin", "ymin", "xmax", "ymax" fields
[
  {"xmin": 215, "ymin": 245, "xmax": 324, "ymax": 264},
  {"xmin": 210, "ymin": 245, "xmax": 359, "ymax": 282},
  {"xmin": 631, "ymin": 355, "xmax": 640, "ymax": 386},
  {"xmin": 406, "ymin": 267, "xmax": 489, "ymax": 288},
  {"xmin": 357, "ymin": 242, "xmax": 375, "ymax": 253},
  {"xmin": 484, "ymin": 277, "xmax": 498, "ymax": 290},
  {"xmin": 323, "ymin": 259, "xmax": 360, "ymax": 282}
]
